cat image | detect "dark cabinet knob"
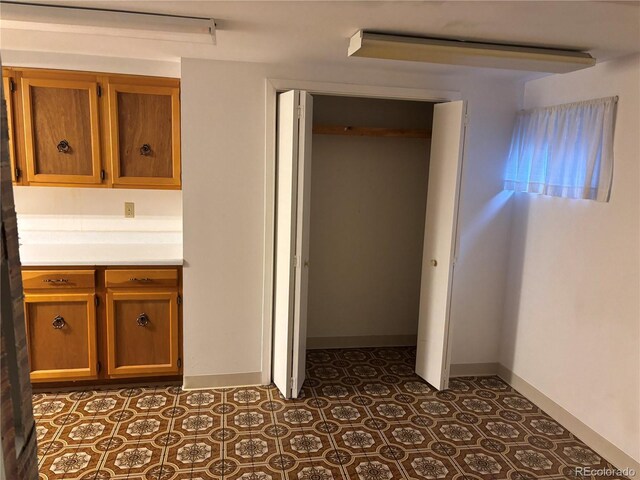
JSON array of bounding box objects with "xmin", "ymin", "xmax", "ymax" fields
[
  {"xmin": 57, "ymin": 140, "xmax": 71, "ymax": 153},
  {"xmin": 136, "ymin": 313, "xmax": 150, "ymax": 327},
  {"xmin": 139, "ymin": 144, "xmax": 152, "ymax": 156},
  {"xmin": 52, "ymin": 315, "xmax": 66, "ymax": 329}
]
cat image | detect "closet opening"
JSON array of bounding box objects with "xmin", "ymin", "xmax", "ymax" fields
[
  {"xmin": 272, "ymin": 88, "xmax": 466, "ymax": 399},
  {"xmin": 306, "ymin": 95, "xmax": 433, "ymax": 353}
]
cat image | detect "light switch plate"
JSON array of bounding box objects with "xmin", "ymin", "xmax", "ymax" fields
[{"xmin": 124, "ymin": 202, "xmax": 135, "ymax": 218}]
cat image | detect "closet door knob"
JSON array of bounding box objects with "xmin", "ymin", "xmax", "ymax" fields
[
  {"xmin": 139, "ymin": 144, "xmax": 152, "ymax": 156},
  {"xmin": 430, "ymin": 259, "xmax": 438, "ymax": 267}
]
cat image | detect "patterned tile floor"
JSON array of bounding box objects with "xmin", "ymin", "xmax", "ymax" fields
[{"xmin": 34, "ymin": 347, "xmax": 626, "ymax": 480}]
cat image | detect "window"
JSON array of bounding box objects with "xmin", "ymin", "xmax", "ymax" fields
[{"xmin": 504, "ymin": 96, "xmax": 616, "ymax": 202}]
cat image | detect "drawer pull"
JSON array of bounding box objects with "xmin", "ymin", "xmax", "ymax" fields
[
  {"xmin": 43, "ymin": 278, "xmax": 69, "ymax": 284},
  {"xmin": 129, "ymin": 277, "xmax": 152, "ymax": 282},
  {"xmin": 52, "ymin": 315, "xmax": 66, "ymax": 329},
  {"xmin": 137, "ymin": 313, "xmax": 150, "ymax": 327}
]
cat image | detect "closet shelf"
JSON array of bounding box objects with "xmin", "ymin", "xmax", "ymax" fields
[{"xmin": 313, "ymin": 125, "xmax": 431, "ymax": 139}]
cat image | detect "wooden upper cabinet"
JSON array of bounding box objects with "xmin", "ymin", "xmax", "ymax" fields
[
  {"xmin": 3, "ymin": 67, "xmax": 181, "ymax": 190},
  {"xmin": 21, "ymin": 71, "xmax": 103, "ymax": 186},
  {"xmin": 108, "ymin": 78, "xmax": 181, "ymax": 188}
]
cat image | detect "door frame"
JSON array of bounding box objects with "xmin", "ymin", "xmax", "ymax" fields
[{"xmin": 262, "ymin": 79, "xmax": 463, "ymax": 384}]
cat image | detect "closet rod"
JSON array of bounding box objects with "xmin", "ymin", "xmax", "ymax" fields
[{"xmin": 313, "ymin": 125, "xmax": 431, "ymax": 139}]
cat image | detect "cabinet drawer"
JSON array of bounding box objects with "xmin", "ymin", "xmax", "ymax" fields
[
  {"xmin": 22, "ymin": 270, "xmax": 95, "ymax": 290},
  {"xmin": 105, "ymin": 268, "xmax": 178, "ymax": 288}
]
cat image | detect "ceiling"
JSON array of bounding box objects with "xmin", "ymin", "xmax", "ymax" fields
[{"xmin": 1, "ymin": 1, "xmax": 639, "ymax": 79}]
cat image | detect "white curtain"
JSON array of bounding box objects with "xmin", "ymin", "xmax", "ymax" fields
[{"xmin": 504, "ymin": 96, "xmax": 616, "ymax": 202}]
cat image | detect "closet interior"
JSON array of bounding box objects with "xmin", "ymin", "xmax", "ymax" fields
[{"xmin": 306, "ymin": 95, "xmax": 435, "ymax": 351}]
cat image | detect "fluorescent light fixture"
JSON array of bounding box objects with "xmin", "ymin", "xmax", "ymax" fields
[
  {"xmin": 348, "ymin": 30, "xmax": 595, "ymax": 73},
  {"xmin": 0, "ymin": 1, "xmax": 216, "ymax": 44}
]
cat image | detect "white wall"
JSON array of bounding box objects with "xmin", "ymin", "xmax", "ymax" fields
[
  {"xmin": 14, "ymin": 187, "xmax": 182, "ymax": 217},
  {"xmin": 501, "ymin": 54, "xmax": 640, "ymax": 463},
  {"xmin": 307, "ymin": 96, "xmax": 432, "ymax": 343},
  {"xmin": 2, "ymin": 50, "xmax": 180, "ymax": 78},
  {"xmin": 181, "ymin": 58, "xmax": 519, "ymax": 380}
]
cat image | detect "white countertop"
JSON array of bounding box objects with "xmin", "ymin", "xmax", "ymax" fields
[{"xmin": 19, "ymin": 243, "xmax": 184, "ymax": 266}]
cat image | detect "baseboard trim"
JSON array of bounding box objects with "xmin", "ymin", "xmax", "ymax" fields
[
  {"xmin": 497, "ymin": 365, "xmax": 640, "ymax": 472},
  {"xmin": 450, "ymin": 362, "xmax": 499, "ymax": 377},
  {"xmin": 182, "ymin": 371, "xmax": 262, "ymax": 390},
  {"xmin": 307, "ymin": 335, "xmax": 417, "ymax": 349}
]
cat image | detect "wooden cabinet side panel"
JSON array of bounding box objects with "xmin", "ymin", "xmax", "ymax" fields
[{"xmin": 2, "ymin": 73, "xmax": 18, "ymax": 184}]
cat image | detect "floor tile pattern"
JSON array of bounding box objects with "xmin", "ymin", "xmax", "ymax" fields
[{"xmin": 34, "ymin": 347, "xmax": 626, "ymax": 479}]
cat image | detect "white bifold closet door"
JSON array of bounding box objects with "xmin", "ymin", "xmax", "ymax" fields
[
  {"xmin": 415, "ymin": 100, "xmax": 467, "ymax": 391},
  {"xmin": 273, "ymin": 94, "xmax": 466, "ymax": 398},
  {"xmin": 273, "ymin": 90, "xmax": 313, "ymax": 399}
]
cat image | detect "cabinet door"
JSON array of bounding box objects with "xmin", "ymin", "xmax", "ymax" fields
[
  {"xmin": 2, "ymin": 72, "xmax": 21, "ymax": 184},
  {"xmin": 106, "ymin": 290, "xmax": 179, "ymax": 377},
  {"xmin": 24, "ymin": 293, "xmax": 98, "ymax": 382},
  {"xmin": 108, "ymin": 82, "xmax": 181, "ymax": 188},
  {"xmin": 21, "ymin": 74, "xmax": 102, "ymax": 185}
]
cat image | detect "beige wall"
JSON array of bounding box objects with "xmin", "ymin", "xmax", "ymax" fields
[
  {"xmin": 307, "ymin": 96, "xmax": 432, "ymax": 343},
  {"xmin": 180, "ymin": 58, "xmax": 519, "ymax": 380},
  {"xmin": 501, "ymin": 54, "xmax": 640, "ymax": 463}
]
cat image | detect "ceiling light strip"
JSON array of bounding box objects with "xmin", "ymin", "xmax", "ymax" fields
[{"xmin": 348, "ymin": 31, "xmax": 596, "ymax": 73}]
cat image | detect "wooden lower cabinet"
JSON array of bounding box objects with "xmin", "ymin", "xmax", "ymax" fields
[
  {"xmin": 24, "ymin": 293, "xmax": 98, "ymax": 382},
  {"xmin": 22, "ymin": 266, "xmax": 182, "ymax": 385},
  {"xmin": 106, "ymin": 290, "xmax": 180, "ymax": 377}
]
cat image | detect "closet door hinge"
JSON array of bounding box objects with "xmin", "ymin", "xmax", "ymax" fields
[
  {"xmin": 97, "ymin": 361, "xmax": 101, "ymax": 374},
  {"xmin": 14, "ymin": 167, "xmax": 21, "ymax": 181},
  {"xmin": 100, "ymin": 169, "xmax": 106, "ymax": 181},
  {"xmin": 177, "ymin": 357, "xmax": 182, "ymax": 368},
  {"xmin": 464, "ymin": 114, "xmax": 469, "ymax": 126},
  {"xmin": 292, "ymin": 255, "xmax": 300, "ymax": 269},
  {"xmin": 177, "ymin": 294, "xmax": 182, "ymax": 305},
  {"xmin": 297, "ymin": 105, "xmax": 304, "ymax": 119},
  {"xmin": 94, "ymin": 296, "xmax": 99, "ymax": 307},
  {"xmin": 97, "ymin": 84, "xmax": 102, "ymax": 97},
  {"xmin": 8, "ymin": 78, "xmax": 15, "ymax": 92}
]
